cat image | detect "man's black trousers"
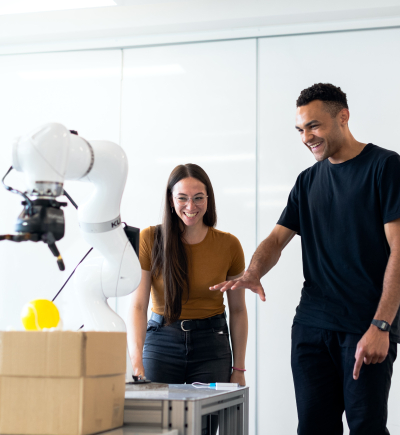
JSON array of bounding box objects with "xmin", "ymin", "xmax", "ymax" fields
[{"xmin": 291, "ymin": 323, "xmax": 397, "ymax": 435}]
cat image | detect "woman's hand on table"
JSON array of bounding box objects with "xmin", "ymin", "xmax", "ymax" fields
[
  {"xmin": 230, "ymin": 369, "xmax": 246, "ymax": 386},
  {"xmin": 131, "ymin": 359, "xmax": 145, "ymax": 378}
]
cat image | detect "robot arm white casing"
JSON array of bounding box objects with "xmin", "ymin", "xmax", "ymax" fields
[{"xmin": 12, "ymin": 122, "xmax": 141, "ymax": 332}]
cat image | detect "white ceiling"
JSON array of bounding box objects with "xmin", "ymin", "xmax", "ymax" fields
[{"xmin": 1, "ymin": 0, "xmax": 400, "ymax": 54}]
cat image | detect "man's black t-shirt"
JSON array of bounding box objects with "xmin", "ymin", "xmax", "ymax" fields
[{"xmin": 278, "ymin": 144, "xmax": 400, "ymax": 342}]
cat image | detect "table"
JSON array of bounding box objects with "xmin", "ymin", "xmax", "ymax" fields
[{"xmin": 123, "ymin": 384, "xmax": 249, "ymax": 435}]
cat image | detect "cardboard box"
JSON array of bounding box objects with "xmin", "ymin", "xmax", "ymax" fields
[{"xmin": 0, "ymin": 331, "xmax": 127, "ymax": 435}]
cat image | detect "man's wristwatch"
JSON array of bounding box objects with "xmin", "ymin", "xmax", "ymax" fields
[{"xmin": 371, "ymin": 319, "xmax": 391, "ymax": 332}]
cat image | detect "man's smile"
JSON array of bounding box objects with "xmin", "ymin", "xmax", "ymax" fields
[{"xmin": 308, "ymin": 141, "xmax": 323, "ymax": 151}]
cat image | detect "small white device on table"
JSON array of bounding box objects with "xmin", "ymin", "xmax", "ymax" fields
[{"xmin": 123, "ymin": 384, "xmax": 249, "ymax": 435}]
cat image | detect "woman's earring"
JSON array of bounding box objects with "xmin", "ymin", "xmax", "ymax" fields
[{"xmin": 171, "ymin": 207, "xmax": 174, "ymax": 214}]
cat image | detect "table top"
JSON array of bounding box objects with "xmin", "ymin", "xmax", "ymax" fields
[
  {"xmin": 104, "ymin": 425, "xmax": 178, "ymax": 435},
  {"xmin": 125, "ymin": 383, "xmax": 248, "ymax": 401}
]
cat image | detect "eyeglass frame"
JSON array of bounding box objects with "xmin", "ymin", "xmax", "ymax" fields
[{"xmin": 172, "ymin": 195, "xmax": 208, "ymax": 205}]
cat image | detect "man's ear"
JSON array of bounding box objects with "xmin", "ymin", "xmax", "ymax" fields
[{"xmin": 338, "ymin": 108, "xmax": 350, "ymax": 125}]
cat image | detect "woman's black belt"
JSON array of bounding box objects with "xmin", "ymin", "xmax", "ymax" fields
[{"xmin": 149, "ymin": 312, "xmax": 226, "ymax": 331}]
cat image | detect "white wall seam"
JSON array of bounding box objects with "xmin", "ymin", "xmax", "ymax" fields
[
  {"xmin": 255, "ymin": 36, "xmax": 260, "ymax": 435},
  {"xmin": 115, "ymin": 47, "xmax": 125, "ymax": 315}
]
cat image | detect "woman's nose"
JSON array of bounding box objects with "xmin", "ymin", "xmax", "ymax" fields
[{"xmin": 186, "ymin": 199, "xmax": 196, "ymax": 210}]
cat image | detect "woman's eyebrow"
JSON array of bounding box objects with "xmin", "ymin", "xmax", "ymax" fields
[{"xmin": 175, "ymin": 192, "xmax": 205, "ymax": 196}]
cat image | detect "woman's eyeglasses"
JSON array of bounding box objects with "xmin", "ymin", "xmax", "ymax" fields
[{"xmin": 174, "ymin": 195, "xmax": 208, "ymax": 206}]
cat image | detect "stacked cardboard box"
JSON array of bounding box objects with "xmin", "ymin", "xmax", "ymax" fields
[{"xmin": 0, "ymin": 331, "xmax": 127, "ymax": 435}]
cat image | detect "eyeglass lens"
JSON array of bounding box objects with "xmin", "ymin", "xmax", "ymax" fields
[{"xmin": 175, "ymin": 196, "xmax": 207, "ymax": 205}]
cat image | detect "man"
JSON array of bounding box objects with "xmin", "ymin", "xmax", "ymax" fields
[{"xmin": 211, "ymin": 83, "xmax": 400, "ymax": 434}]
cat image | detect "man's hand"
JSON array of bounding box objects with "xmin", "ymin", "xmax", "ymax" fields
[
  {"xmin": 353, "ymin": 325, "xmax": 390, "ymax": 380},
  {"xmin": 209, "ymin": 270, "xmax": 266, "ymax": 301},
  {"xmin": 209, "ymin": 225, "xmax": 295, "ymax": 302}
]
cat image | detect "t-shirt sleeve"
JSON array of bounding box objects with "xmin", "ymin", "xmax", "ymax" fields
[
  {"xmin": 277, "ymin": 175, "xmax": 301, "ymax": 235},
  {"xmin": 379, "ymin": 154, "xmax": 400, "ymax": 224},
  {"xmin": 139, "ymin": 226, "xmax": 153, "ymax": 271},
  {"xmin": 227, "ymin": 234, "xmax": 245, "ymax": 277}
]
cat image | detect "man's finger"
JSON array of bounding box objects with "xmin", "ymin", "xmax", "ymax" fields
[
  {"xmin": 249, "ymin": 285, "xmax": 266, "ymax": 301},
  {"xmin": 230, "ymin": 281, "xmax": 248, "ymax": 291},
  {"xmin": 258, "ymin": 288, "xmax": 266, "ymax": 302},
  {"xmin": 219, "ymin": 281, "xmax": 238, "ymax": 292},
  {"xmin": 231, "ymin": 281, "xmax": 266, "ymax": 301},
  {"xmin": 353, "ymin": 351, "xmax": 364, "ymax": 380},
  {"xmin": 369, "ymin": 354, "xmax": 386, "ymax": 364},
  {"xmin": 369, "ymin": 356, "xmax": 380, "ymax": 364},
  {"xmin": 210, "ymin": 278, "xmax": 266, "ymax": 300},
  {"xmin": 209, "ymin": 281, "xmax": 228, "ymax": 291},
  {"xmin": 363, "ymin": 355, "xmax": 372, "ymax": 365}
]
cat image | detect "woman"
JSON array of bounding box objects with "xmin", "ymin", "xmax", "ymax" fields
[{"xmin": 128, "ymin": 163, "xmax": 248, "ymax": 387}]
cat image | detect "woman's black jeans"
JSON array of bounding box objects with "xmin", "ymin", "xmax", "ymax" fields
[{"xmin": 143, "ymin": 312, "xmax": 232, "ymax": 384}]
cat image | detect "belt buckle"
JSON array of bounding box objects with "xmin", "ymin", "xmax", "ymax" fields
[{"xmin": 181, "ymin": 320, "xmax": 191, "ymax": 331}]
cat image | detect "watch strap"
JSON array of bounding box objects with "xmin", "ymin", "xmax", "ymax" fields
[{"xmin": 371, "ymin": 319, "xmax": 391, "ymax": 332}]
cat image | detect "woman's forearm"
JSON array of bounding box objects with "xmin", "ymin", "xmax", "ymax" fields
[
  {"xmin": 229, "ymin": 308, "xmax": 248, "ymax": 369},
  {"xmin": 127, "ymin": 304, "xmax": 148, "ymax": 366},
  {"xmin": 127, "ymin": 270, "xmax": 152, "ymax": 372}
]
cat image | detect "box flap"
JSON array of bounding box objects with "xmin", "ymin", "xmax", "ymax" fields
[
  {"xmin": 0, "ymin": 331, "xmax": 126, "ymax": 378},
  {"xmin": 0, "ymin": 331, "xmax": 83, "ymax": 377}
]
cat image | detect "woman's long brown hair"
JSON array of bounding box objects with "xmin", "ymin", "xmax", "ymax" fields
[{"xmin": 151, "ymin": 164, "xmax": 217, "ymax": 324}]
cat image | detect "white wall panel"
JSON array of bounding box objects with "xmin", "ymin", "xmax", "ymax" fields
[
  {"xmin": 0, "ymin": 49, "xmax": 122, "ymax": 331},
  {"xmin": 258, "ymin": 28, "xmax": 400, "ymax": 434},
  {"xmin": 118, "ymin": 39, "xmax": 257, "ymax": 433}
]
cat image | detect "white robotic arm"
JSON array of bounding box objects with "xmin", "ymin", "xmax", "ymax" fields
[{"xmin": 9, "ymin": 122, "xmax": 141, "ymax": 332}]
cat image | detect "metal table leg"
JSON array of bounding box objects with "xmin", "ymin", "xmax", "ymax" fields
[
  {"xmin": 218, "ymin": 408, "xmax": 225, "ymax": 435},
  {"xmin": 243, "ymin": 388, "xmax": 249, "ymax": 435}
]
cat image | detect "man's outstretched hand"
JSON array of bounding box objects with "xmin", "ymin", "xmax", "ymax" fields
[
  {"xmin": 353, "ymin": 325, "xmax": 390, "ymax": 380},
  {"xmin": 209, "ymin": 271, "xmax": 266, "ymax": 301}
]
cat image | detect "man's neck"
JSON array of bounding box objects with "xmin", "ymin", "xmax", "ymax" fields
[{"xmin": 328, "ymin": 135, "xmax": 367, "ymax": 164}]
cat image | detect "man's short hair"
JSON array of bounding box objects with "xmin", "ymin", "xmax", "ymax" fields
[{"xmin": 296, "ymin": 83, "xmax": 348, "ymax": 118}]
